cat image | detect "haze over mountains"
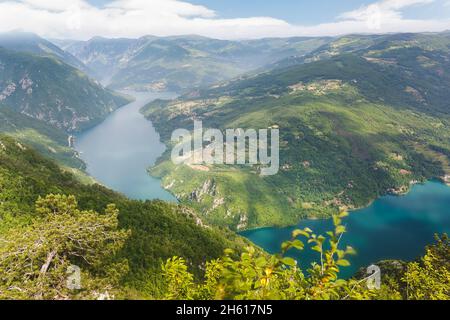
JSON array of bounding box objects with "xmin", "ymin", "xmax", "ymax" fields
[
  {"xmin": 0, "ymin": 32, "xmax": 91, "ymax": 75},
  {"xmin": 60, "ymin": 35, "xmax": 331, "ymax": 91},
  {"xmin": 0, "ymin": 29, "xmax": 449, "ymax": 298}
]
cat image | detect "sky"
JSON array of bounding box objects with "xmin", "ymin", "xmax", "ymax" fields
[{"xmin": 0, "ymin": 0, "xmax": 449, "ymax": 40}]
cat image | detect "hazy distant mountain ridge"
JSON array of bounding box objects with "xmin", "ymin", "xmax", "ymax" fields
[
  {"xmin": 272, "ymin": 32, "xmax": 450, "ymax": 70},
  {"xmin": 64, "ymin": 35, "xmax": 330, "ymax": 91},
  {"xmin": 0, "ymin": 31, "xmax": 91, "ymax": 75}
]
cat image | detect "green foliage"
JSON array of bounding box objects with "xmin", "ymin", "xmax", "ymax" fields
[
  {"xmin": 402, "ymin": 235, "xmax": 450, "ymax": 300},
  {"xmin": 0, "ymin": 194, "xmax": 130, "ymax": 300},
  {"xmin": 162, "ymin": 216, "xmax": 450, "ymax": 301},
  {"xmin": 142, "ymin": 35, "xmax": 450, "ymax": 230},
  {"xmin": 162, "ymin": 213, "xmax": 376, "ymax": 300},
  {"xmin": 0, "ymin": 135, "xmax": 248, "ymax": 298},
  {"xmin": 0, "ymin": 105, "xmax": 84, "ymax": 169}
]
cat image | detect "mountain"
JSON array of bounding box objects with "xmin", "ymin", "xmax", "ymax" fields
[
  {"xmin": 142, "ymin": 33, "xmax": 450, "ymax": 230},
  {"xmin": 271, "ymin": 32, "xmax": 450, "ymax": 70},
  {"xmin": 59, "ymin": 36, "xmax": 137, "ymax": 81},
  {"xmin": 0, "ymin": 105, "xmax": 83, "ymax": 169},
  {"xmin": 0, "ymin": 31, "xmax": 90, "ymax": 75},
  {"xmin": 64, "ymin": 35, "xmax": 331, "ymax": 91},
  {"xmin": 0, "ymin": 48, "xmax": 130, "ymax": 132},
  {"xmin": 0, "ymin": 33, "xmax": 130, "ymax": 174},
  {"xmin": 0, "ymin": 134, "xmax": 247, "ymax": 297}
]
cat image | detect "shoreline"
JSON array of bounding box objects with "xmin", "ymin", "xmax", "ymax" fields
[
  {"xmin": 147, "ymin": 144, "xmax": 449, "ymax": 232},
  {"xmin": 238, "ymin": 179, "xmax": 449, "ymax": 233},
  {"xmin": 75, "ymin": 90, "xmax": 179, "ymax": 201}
]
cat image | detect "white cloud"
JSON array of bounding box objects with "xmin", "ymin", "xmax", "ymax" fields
[
  {"xmin": 339, "ymin": 0, "xmax": 436, "ymax": 30},
  {"xmin": 341, "ymin": 0, "xmax": 435, "ymax": 19},
  {"xmin": 0, "ymin": 0, "xmax": 448, "ymax": 40},
  {"xmin": 106, "ymin": 0, "xmax": 216, "ymax": 18}
]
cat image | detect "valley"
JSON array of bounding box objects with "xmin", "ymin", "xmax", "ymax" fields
[
  {"xmin": 141, "ymin": 33, "xmax": 450, "ymax": 231},
  {"xmin": 60, "ymin": 36, "xmax": 331, "ymax": 92},
  {"xmin": 75, "ymin": 90, "xmax": 177, "ymax": 201},
  {"xmin": 0, "ymin": 29, "xmax": 449, "ymax": 300}
]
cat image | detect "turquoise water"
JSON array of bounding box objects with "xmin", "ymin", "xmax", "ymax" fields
[
  {"xmin": 75, "ymin": 91, "xmax": 450, "ymax": 277},
  {"xmin": 241, "ymin": 181, "xmax": 450, "ymax": 278},
  {"xmin": 75, "ymin": 91, "xmax": 177, "ymax": 201}
]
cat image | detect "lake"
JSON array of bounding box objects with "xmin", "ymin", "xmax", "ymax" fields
[
  {"xmin": 241, "ymin": 181, "xmax": 450, "ymax": 278},
  {"xmin": 75, "ymin": 91, "xmax": 450, "ymax": 278},
  {"xmin": 75, "ymin": 91, "xmax": 177, "ymax": 201}
]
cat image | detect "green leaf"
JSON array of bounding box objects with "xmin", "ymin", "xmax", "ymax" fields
[
  {"xmin": 336, "ymin": 259, "xmax": 351, "ymax": 267},
  {"xmin": 255, "ymin": 257, "xmax": 267, "ymax": 267},
  {"xmin": 339, "ymin": 212, "xmax": 349, "ymax": 218},
  {"xmin": 292, "ymin": 229, "xmax": 310, "ymax": 238},
  {"xmin": 290, "ymin": 239, "xmax": 304, "ymax": 250},
  {"xmin": 281, "ymin": 257, "xmax": 297, "ymax": 267},
  {"xmin": 224, "ymin": 249, "xmax": 234, "ymax": 256},
  {"xmin": 281, "ymin": 242, "xmax": 290, "ymax": 251},
  {"xmin": 336, "ymin": 225, "xmax": 346, "ymax": 234}
]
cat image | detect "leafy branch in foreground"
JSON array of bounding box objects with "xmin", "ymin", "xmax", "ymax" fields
[
  {"xmin": 0, "ymin": 194, "xmax": 130, "ymax": 300},
  {"xmin": 163, "ymin": 212, "xmax": 374, "ymax": 300},
  {"xmin": 162, "ymin": 212, "xmax": 450, "ymax": 300},
  {"xmin": 403, "ymin": 234, "xmax": 450, "ymax": 300}
]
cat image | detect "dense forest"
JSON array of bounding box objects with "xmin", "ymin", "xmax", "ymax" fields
[
  {"xmin": 0, "ymin": 136, "xmax": 447, "ymax": 299},
  {"xmin": 143, "ymin": 33, "xmax": 450, "ymax": 230},
  {"xmin": 0, "ymin": 135, "xmax": 248, "ymax": 299},
  {"xmin": 0, "ymin": 30, "xmax": 449, "ymax": 300}
]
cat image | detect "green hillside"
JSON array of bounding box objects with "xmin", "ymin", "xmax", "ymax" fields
[
  {"xmin": 0, "ymin": 135, "xmax": 247, "ymax": 298},
  {"xmin": 142, "ymin": 35, "xmax": 450, "ymax": 230},
  {"xmin": 0, "ymin": 105, "xmax": 83, "ymax": 169},
  {"xmin": 272, "ymin": 32, "xmax": 450, "ymax": 71},
  {"xmin": 0, "ymin": 48, "xmax": 130, "ymax": 132}
]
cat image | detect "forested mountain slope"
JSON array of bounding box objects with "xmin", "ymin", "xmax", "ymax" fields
[
  {"xmin": 142, "ymin": 34, "xmax": 450, "ymax": 230},
  {"xmin": 0, "ymin": 135, "xmax": 247, "ymax": 298},
  {"xmin": 0, "ymin": 48, "xmax": 130, "ymax": 132},
  {"xmin": 0, "ymin": 105, "xmax": 83, "ymax": 169},
  {"xmin": 272, "ymin": 32, "xmax": 450, "ymax": 71}
]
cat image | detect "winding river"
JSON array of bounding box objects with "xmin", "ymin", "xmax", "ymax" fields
[
  {"xmin": 76, "ymin": 91, "xmax": 450, "ymax": 277},
  {"xmin": 76, "ymin": 91, "xmax": 177, "ymax": 201}
]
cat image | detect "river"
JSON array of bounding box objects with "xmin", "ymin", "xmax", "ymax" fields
[
  {"xmin": 75, "ymin": 91, "xmax": 177, "ymax": 201},
  {"xmin": 75, "ymin": 91, "xmax": 449, "ymax": 278},
  {"xmin": 241, "ymin": 181, "xmax": 450, "ymax": 278}
]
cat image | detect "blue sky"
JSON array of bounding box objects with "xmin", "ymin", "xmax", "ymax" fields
[
  {"xmin": 87, "ymin": 0, "xmax": 450, "ymax": 24},
  {"xmin": 1, "ymin": 0, "xmax": 450, "ymax": 39},
  {"xmin": 162, "ymin": 0, "xmax": 378, "ymax": 24},
  {"xmin": 86, "ymin": 0, "xmax": 376, "ymax": 24}
]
